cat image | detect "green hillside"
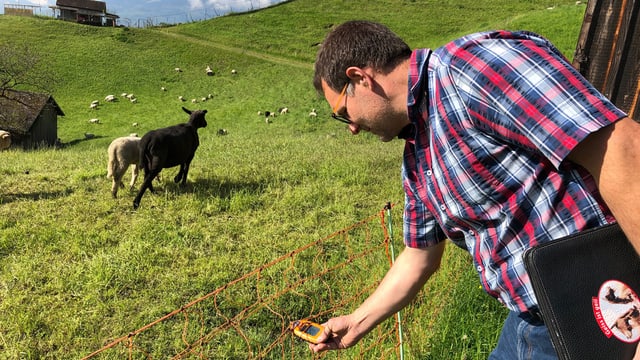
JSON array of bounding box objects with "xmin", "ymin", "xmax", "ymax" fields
[{"xmin": 0, "ymin": 0, "xmax": 585, "ymax": 358}]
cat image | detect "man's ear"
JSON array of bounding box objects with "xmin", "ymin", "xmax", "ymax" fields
[
  {"xmin": 345, "ymin": 66, "xmax": 366, "ymax": 84},
  {"xmin": 345, "ymin": 66, "xmax": 368, "ymax": 86}
]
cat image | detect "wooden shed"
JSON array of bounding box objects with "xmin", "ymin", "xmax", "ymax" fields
[
  {"xmin": 573, "ymin": 0, "xmax": 640, "ymax": 120},
  {"xmin": 0, "ymin": 90, "xmax": 65, "ymax": 149},
  {"xmin": 3, "ymin": 4, "xmax": 39, "ymax": 17}
]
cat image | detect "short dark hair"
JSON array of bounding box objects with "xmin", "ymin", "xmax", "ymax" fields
[{"xmin": 313, "ymin": 20, "xmax": 412, "ymax": 94}]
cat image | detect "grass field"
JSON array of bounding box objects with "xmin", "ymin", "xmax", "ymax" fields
[{"xmin": 1, "ymin": 0, "xmax": 586, "ymax": 358}]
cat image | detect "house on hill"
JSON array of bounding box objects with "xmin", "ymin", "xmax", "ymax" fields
[
  {"xmin": 0, "ymin": 90, "xmax": 65, "ymax": 149},
  {"xmin": 50, "ymin": 0, "xmax": 119, "ymax": 27}
]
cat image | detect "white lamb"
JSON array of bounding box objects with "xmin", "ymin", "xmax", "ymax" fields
[
  {"xmin": 107, "ymin": 136, "xmax": 141, "ymax": 198},
  {"xmin": 0, "ymin": 130, "xmax": 11, "ymax": 150}
]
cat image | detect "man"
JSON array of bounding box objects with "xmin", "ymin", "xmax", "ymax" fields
[{"xmin": 310, "ymin": 20, "xmax": 640, "ymax": 359}]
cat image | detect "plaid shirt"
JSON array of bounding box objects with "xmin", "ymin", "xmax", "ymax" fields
[{"xmin": 402, "ymin": 30, "xmax": 626, "ymax": 312}]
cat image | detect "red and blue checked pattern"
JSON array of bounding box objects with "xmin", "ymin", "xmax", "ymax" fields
[{"xmin": 402, "ymin": 31, "xmax": 626, "ymax": 312}]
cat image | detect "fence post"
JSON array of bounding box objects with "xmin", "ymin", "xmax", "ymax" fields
[{"xmin": 385, "ymin": 202, "xmax": 404, "ymax": 360}]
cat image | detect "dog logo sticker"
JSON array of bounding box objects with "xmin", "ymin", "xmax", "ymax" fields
[{"xmin": 592, "ymin": 280, "xmax": 640, "ymax": 343}]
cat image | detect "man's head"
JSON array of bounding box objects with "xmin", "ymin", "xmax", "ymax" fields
[
  {"xmin": 313, "ymin": 20, "xmax": 412, "ymax": 95},
  {"xmin": 314, "ymin": 21, "xmax": 413, "ymax": 142}
]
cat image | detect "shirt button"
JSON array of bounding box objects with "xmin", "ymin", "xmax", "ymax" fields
[
  {"xmin": 426, "ymin": 170, "xmax": 432, "ymax": 176},
  {"xmin": 440, "ymin": 205, "xmax": 446, "ymax": 211},
  {"xmin": 469, "ymin": 230, "xmax": 475, "ymax": 236},
  {"xmin": 476, "ymin": 265, "xmax": 483, "ymax": 272}
]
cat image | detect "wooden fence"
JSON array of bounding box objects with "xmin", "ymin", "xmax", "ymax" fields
[{"xmin": 573, "ymin": 0, "xmax": 640, "ymax": 120}]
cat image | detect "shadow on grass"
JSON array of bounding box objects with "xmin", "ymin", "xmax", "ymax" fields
[
  {"xmin": 183, "ymin": 177, "xmax": 266, "ymax": 200},
  {"xmin": 61, "ymin": 135, "xmax": 106, "ymax": 148},
  {"xmin": 0, "ymin": 189, "xmax": 73, "ymax": 205},
  {"xmin": 130, "ymin": 175, "xmax": 266, "ymax": 200}
]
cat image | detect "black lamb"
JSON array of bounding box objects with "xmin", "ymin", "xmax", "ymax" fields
[{"xmin": 133, "ymin": 107, "xmax": 208, "ymax": 209}]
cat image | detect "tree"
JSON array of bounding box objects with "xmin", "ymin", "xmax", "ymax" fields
[{"xmin": 0, "ymin": 43, "xmax": 58, "ymax": 101}]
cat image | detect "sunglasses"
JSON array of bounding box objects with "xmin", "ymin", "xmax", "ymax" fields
[{"xmin": 330, "ymin": 83, "xmax": 352, "ymax": 124}]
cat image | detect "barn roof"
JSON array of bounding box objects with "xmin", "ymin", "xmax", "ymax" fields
[
  {"xmin": 55, "ymin": 0, "xmax": 107, "ymax": 13},
  {"xmin": 0, "ymin": 90, "xmax": 64, "ymax": 135}
]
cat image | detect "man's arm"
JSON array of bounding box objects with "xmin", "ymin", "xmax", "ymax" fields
[
  {"xmin": 568, "ymin": 116, "xmax": 640, "ymax": 254},
  {"xmin": 309, "ymin": 242, "xmax": 446, "ymax": 352}
]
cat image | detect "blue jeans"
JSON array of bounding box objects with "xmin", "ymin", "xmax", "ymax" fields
[{"xmin": 488, "ymin": 311, "xmax": 558, "ymax": 360}]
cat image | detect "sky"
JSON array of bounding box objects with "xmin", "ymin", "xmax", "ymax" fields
[{"xmin": 3, "ymin": 0, "xmax": 287, "ymax": 26}]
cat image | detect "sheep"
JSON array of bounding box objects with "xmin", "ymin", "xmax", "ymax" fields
[
  {"xmin": 90, "ymin": 101, "xmax": 99, "ymax": 109},
  {"xmin": 279, "ymin": 107, "xmax": 289, "ymax": 115},
  {"xmin": 205, "ymin": 65, "xmax": 214, "ymax": 76},
  {"xmin": 88, "ymin": 118, "xmax": 100, "ymax": 124},
  {"xmin": 231, "ymin": 69, "xmax": 237, "ymax": 75},
  {"xmin": 133, "ymin": 107, "xmax": 208, "ymax": 209},
  {"xmin": 105, "ymin": 95, "xmax": 116, "ymax": 102},
  {"xmin": 263, "ymin": 111, "xmax": 272, "ymax": 124},
  {"xmin": 107, "ymin": 136, "xmax": 141, "ymax": 198},
  {"xmin": 175, "ymin": 67, "xmax": 182, "ymax": 72},
  {"xmin": 265, "ymin": 110, "xmax": 279, "ymax": 123},
  {"xmin": 309, "ymin": 109, "xmax": 317, "ymax": 117},
  {"xmin": 0, "ymin": 130, "xmax": 11, "ymax": 150}
]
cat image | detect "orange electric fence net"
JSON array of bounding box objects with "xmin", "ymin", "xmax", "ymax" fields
[{"xmin": 84, "ymin": 204, "xmax": 410, "ymax": 359}]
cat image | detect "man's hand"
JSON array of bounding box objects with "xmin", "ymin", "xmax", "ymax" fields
[{"xmin": 308, "ymin": 315, "xmax": 363, "ymax": 352}]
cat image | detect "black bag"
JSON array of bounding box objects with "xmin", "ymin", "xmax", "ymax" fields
[{"xmin": 523, "ymin": 223, "xmax": 640, "ymax": 360}]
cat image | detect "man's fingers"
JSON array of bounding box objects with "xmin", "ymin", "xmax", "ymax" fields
[{"xmin": 308, "ymin": 339, "xmax": 337, "ymax": 353}]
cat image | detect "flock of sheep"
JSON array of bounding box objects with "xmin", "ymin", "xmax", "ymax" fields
[
  {"xmin": 85, "ymin": 93, "xmax": 138, "ymax": 135},
  {"xmin": 84, "ymin": 66, "xmax": 220, "ymax": 139},
  {"xmin": 2, "ymin": 64, "xmax": 321, "ymax": 210},
  {"xmin": 90, "ymin": 93, "xmax": 136, "ymax": 110}
]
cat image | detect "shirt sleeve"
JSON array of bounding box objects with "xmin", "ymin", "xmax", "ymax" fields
[
  {"xmin": 448, "ymin": 31, "xmax": 626, "ymax": 169},
  {"xmin": 402, "ymin": 160, "xmax": 448, "ymax": 248}
]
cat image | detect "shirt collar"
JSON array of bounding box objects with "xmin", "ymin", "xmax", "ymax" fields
[
  {"xmin": 403, "ymin": 49, "xmax": 431, "ymax": 141},
  {"xmin": 407, "ymin": 48, "xmax": 432, "ymax": 108}
]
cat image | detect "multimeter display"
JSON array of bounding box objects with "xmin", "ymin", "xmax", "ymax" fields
[{"xmin": 301, "ymin": 323, "xmax": 321, "ymax": 336}]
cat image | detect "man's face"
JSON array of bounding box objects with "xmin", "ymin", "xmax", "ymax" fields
[{"xmin": 322, "ymin": 79, "xmax": 404, "ymax": 142}]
